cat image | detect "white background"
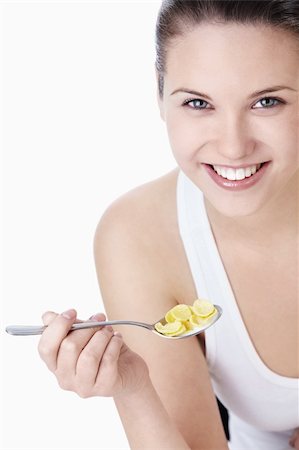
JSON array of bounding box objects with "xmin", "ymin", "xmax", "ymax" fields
[{"xmin": 1, "ymin": 1, "xmax": 175, "ymax": 449}]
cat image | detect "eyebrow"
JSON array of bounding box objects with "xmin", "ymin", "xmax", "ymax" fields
[{"xmin": 170, "ymin": 85, "xmax": 297, "ymax": 100}]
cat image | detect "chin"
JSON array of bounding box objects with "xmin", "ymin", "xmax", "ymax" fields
[
  {"xmin": 207, "ymin": 197, "xmax": 265, "ymax": 218},
  {"xmin": 199, "ymin": 181, "xmax": 275, "ymax": 218}
]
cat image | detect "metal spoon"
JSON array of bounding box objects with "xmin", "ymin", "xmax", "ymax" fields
[{"xmin": 5, "ymin": 304, "xmax": 222, "ymax": 339}]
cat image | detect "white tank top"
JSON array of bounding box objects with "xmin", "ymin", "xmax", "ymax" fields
[{"xmin": 176, "ymin": 171, "xmax": 299, "ymax": 450}]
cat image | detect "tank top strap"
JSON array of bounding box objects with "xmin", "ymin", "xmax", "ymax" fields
[{"xmin": 176, "ymin": 170, "xmax": 224, "ymax": 304}]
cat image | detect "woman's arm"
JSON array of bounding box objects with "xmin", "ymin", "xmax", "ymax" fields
[
  {"xmin": 115, "ymin": 378, "xmax": 191, "ymax": 449},
  {"xmin": 94, "ymin": 179, "xmax": 229, "ymax": 450}
]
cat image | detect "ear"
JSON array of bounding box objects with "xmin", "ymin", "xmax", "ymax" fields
[{"xmin": 155, "ymin": 69, "xmax": 165, "ymax": 121}]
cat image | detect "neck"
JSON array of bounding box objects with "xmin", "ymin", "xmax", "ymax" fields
[{"xmin": 205, "ymin": 171, "xmax": 299, "ymax": 245}]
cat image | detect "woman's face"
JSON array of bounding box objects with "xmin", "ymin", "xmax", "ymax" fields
[{"xmin": 159, "ymin": 24, "xmax": 299, "ymax": 217}]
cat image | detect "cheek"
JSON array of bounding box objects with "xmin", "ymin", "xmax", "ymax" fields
[
  {"xmin": 165, "ymin": 112, "xmax": 206, "ymax": 163},
  {"xmin": 266, "ymin": 114, "xmax": 298, "ymax": 166}
]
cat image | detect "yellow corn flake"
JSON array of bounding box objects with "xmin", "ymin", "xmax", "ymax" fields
[
  {"xmin": 189, "ymin": 314, "xmax": 205, "ymax": 329},
  {"xmin": 155, "ymin": 320, "xmax": 186, "ymax": 336},
  {"xmin": 170, "ymin": 304, "xmax": 192, "ymax": 322},
  {"xmin": 206, "ymin": 307, "xmax": 217, "ymax": 319},
  {"xmin": 183, "ymin": 320, "xmax": 193, "ymax": 331},
  {"xmin": 166, "ymin": 323, "xmax": 187, "ymax": 336},
  {"xmin": 192, "ymin": 299, "xmax": 216, "ymax": 318},
  {"xmin": 155, "ymin": 298, "xmax": 216, "ymax": 337},
  {"xmin": 165, "ymin": 309, "xmax": 176, "ymax": 323},
  {"xmin": 190, "ymin": 306, "xmax": 217, "ymax": 321}
]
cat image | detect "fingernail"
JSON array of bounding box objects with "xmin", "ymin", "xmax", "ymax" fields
[
  {"xmin": 88, "ymin": 313, "xmax": 103, "ymax": 322},
  {"xmin": 89, "ymin": 313, "xmax": 100, "ymax": 321},
  {"xmin": 61, "ymin": 309, "xmax": 76, "ymax": 319}
]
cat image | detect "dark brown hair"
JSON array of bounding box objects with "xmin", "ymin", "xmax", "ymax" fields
[{"xmin": 155, "ymin": 0, "xmax": 299, "ymax": 97}]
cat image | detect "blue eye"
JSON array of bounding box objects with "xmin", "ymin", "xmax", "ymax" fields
[
  {"xmin": 182, "ymin": 96, "xmax": 285, "ymax": 110},
  {"xmin": 253, "ymin": 97, "xmax": 284, "ymax": 109},
  {"xmin": 183, "ymin": 98, "xmax": 212, "ymax": 110}
]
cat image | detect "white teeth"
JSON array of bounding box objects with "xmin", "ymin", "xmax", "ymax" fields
[
  {"xmin": 245, "ymin": 167, "xmax": 252, "ymax": 177},
  {"xmin": 212, "ymin": 164, "xmax": 262, "ymax": 180},
  {"xmin": 226, "ymin": 168, "xmax": 235, "ymax": 180},
  {"xmin": 236, "ymin": 168, "xmax": 246, "ymax": 180},
  {"xmin": 220, "ymin": 167, "xmax": 227, "ymax": 178}
]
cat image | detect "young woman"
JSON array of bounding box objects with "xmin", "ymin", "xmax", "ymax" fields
[{"xmin": 38, "ymin": 1, "xmax": 299, "ymax": 449}]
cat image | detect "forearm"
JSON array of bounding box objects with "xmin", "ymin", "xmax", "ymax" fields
[{"xmin": 114, "ymin": 378, "xmax": 190, "ymax": 450}]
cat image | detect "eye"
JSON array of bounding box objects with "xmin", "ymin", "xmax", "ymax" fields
[
  {"xmin": 182, "ymin": 98, "xmax": 212, "ymax": 110},
  {"xmin": 252, "ymin": 97, "xmax": 284, "ymax": 109}
]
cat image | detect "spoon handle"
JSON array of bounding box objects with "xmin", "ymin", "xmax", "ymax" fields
[{"xmin": 5, "ymin": 320, "xmax": 153, "ymax": 336}]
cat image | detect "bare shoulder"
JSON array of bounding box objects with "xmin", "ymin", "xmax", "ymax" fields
[
  {"xmin": 95, "ymin": 169, "xmax": 178, "ymax": 253},
  {"xmin": 94, "ymin": 169, "xmax": 196, "ymax": 316}
]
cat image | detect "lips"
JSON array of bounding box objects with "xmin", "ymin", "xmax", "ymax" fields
[{"xmin": 204, "ymin": 161, "xmax": 270, "ymax": 191}]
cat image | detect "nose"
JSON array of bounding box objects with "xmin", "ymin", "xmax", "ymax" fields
[{"xmin": 217, "ymin": 113, "xmax": 255, "ymax": 161}]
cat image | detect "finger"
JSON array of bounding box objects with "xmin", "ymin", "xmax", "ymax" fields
[
  {"xmin": 38, "ymin": 309, "xmax": 77, "ymax": 371},
  {"xmin": 75, "ymin": 327, "xmax": 114, "ymax": 386},
  {"xmin": 41, "ymin": 311, "xmax": 106, "ymax": 327},
  {"xmin": 55, "ymin": 313, "xmax": 111, "ymax": 379},
  {"xmin": 94, "ymin": 332, "xmax": 124, "ymax": 394},
  {"xmin": 41, "ymin": 310, "xmax": 84, "ymax": 327},
  {"xmin": 89, "ymin": 312, "xmax": 107, "ymax": 322},
  {"xmin": 42, "ymin": 311, "xmax": 58, "ymax": 326}
]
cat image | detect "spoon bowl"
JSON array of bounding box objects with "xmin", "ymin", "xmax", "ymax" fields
[{"xmin": 6, "ymin": 304, "xmax": 222, "ymax": 339}]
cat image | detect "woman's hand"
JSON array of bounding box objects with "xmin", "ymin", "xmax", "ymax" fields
[
  {"xmin": 38, "ymin": 309, "xmax": 149, "ymax": 399},
  {"xmin": 290, "ymin": 428, "xmax": 299, "ymax": 449}
]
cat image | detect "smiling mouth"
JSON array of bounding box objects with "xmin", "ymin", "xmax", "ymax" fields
[{"xmin": 208, "ymin": 163, "xmax": 265, "ymax": 181}]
